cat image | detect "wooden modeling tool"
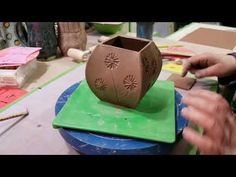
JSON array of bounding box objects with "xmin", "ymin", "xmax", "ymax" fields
[
  {"xmin": 67, "ymin": 36, "xmax": 110, "ymax": 62},
  {"xmin": 67, "ymin": 46, "xmax": 96, "ymax": 62},
  {"xmin": 0, "ymin": 109, "xmax": 29, "ymax": 122}
]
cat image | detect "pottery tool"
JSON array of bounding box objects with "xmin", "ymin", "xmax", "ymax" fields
[
  {"xmin": 67, "ymin": 35, "xmax": 110, "ymax": 62},
  {"xmin": 55, "ymin": 82, "xmax": 188, "ymax": 155},
  {"xmin": 98, "ymin": 36, "xmax": 110, "ymax": 43},
  {"xmin": 0, "ymin": 109, "xmax": 28, "ymax": 122},
  {"xmin": 67, "ymin": 46, "xmax": 96, "ymax": 62},
  {"xmin": 174, "ymin": 59, "xmax": 183, "ymax": 65}
]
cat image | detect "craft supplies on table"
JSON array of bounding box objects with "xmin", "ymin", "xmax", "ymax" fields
[
  {"xmin": 0, "ymin": 47, "xmax": 41, "ymax": 88},
  {"xmin": 0, "ymin": 87, "xmax": 27, "ymax": 109}
]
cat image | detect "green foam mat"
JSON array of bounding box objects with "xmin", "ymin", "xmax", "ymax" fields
[{"xmin": 53, "ymin": 80, "xmax": 176, "ymax": 143}]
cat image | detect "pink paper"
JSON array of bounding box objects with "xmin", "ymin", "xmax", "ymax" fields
[
  {"xmin": 0, "ymin": 47, "xmax": 41, "ymax": 66},
  {"xmin": 161, "ymin": 47, "xmax": 196, "ymax": 57},
  {"xmin": 166, "ymin": 47, "xmax": 195, "ymax": 53}
]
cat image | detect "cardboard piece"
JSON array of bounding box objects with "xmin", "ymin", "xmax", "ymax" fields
[
  {"xmin": 86, "ymin": 35, "xmax": 162, "ymax": 108},
  {"xmin": 167, "ymin": 73, "xmax": 196, "ymax": 90},
  {"xmin": 180, "ymin": 27, "xmax": 236, "ymax": 50}
]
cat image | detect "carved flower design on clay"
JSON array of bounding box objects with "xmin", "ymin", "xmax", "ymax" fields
[
  {"xmin": 104, "ymin": 52, "xmax": 119, "ymax": 69},
  {"xmin": 94, "ymin": 78, "xmax": 107, "ymax": 91},
  {"xmin": 123, "ymin": 75, "xmax": 138, "ymax": 91}
]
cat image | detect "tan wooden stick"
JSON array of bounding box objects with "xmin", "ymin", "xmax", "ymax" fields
[{"xmin": 0, "ymin": 109, "xmax": 29, "ymax": 122}]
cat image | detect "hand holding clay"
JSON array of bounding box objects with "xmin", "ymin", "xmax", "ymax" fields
[
  {"xmin": 58, "ymin": 22, "xmax": 87, "ymax": 56},
  {"xmin": 182, "ymin": 53, "xmax": 236, "ymax": 78}
]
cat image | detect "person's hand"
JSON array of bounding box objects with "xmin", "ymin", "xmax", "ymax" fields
[
  {"xmin": 181, "ymin": 90, "xmax": 236, "ymax": 154},
  {"xmin": 182, "ymin": 53, "xmax": 236, "ymax": 78},
  {"xmin": 58, "ymin": 22, "xmax": 87, "ymax": 56}
]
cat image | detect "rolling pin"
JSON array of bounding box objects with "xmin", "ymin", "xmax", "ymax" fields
[
  {"xmin": 67, "ymin": 36, "xmax": 110, "ymax": 62},
  {"xmin": 98, "ymin": 36, "xmax": 110, "ymax": 43},
  {"xmin": 67, "ymin": 46, "xmax": 96, "ymax": 62}
]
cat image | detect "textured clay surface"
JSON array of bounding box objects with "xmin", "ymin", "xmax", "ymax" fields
[
  {"xmin": 85, "ymin": 35, "xmax": 162, "ymax": 108},
  {"xmin": 167, "ymin": 73, "xmax": 196, "ymax": 90}
]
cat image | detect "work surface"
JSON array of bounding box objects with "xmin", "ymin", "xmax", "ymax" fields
[{"xmin": 0, "ymin": 31, "xmax": 234, "ymax": 154}]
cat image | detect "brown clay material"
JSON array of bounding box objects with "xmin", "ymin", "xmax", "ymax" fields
[
  {"xmin": 180, "ymin": 27, "xmax": 236, "ymax": 50},
  {"xmin": 167, "ymin": 73, "xmax": 196, "ymax": 90},
  {"xmin": 58, "ymin": 22, "xmax": 87, "ymax": 56},
  {"xmin": 85, "ymin": 35, "xmax": 162, "ymax": 108}
]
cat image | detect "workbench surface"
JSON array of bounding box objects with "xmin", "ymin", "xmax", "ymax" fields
[{"xmin": 0, "ymin": 29, "xmax": 233, "ymax": 154}]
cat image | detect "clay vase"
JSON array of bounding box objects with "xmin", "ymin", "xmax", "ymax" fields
[
  {"xmin": 58, "ymin": 22, "xmax": 87, "ymax": 56},
  {"xmin": 85, "ymin": 35, "xmax": 162, "ymax": 108}
]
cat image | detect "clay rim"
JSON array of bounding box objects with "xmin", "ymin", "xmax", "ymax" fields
[{"xmin": 102, "ymin": 35, "xmax": 152, "ymax": 53}]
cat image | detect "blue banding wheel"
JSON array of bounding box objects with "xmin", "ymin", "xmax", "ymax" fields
[{"xmin": 55, "ymin": 82, "xmax": 187, "ymax": 155}]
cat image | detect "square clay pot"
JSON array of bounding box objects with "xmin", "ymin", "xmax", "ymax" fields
[{"xmin": 85, "ymin": 35, "xmax": 162, "ymax": 108}]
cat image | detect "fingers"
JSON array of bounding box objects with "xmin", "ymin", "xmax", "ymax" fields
[
  {"xmin": 181, "ymin": 60, "xmax": 191, "ymax": 77},
  {"xmin": 181, "ymin": 106, "xmax": 217, "ymax": 132},
  {"xmin": 181, "ymin": 56, "xmax": 202, "ymax": 77},
  {"xmin": 181, "ymin": 89, "xmax": 235, "ymax": 155},
  {"xmin": 185, "ymin": 90, "xmax": 230, "ymax": 110},
  {"xmin": 194, "ymin": 64, "xmax": 221, "ymax": 78},
  {"xmin": 182, "ymin": 90, "xmax": 231, "ymax": 126},
  {"xmin": 182, "ymin": 105, "xmax": 225, "ymax": 142},
  {"xmin": 182, "ymin": 91, "xmax": 228, "ymax": 116},
  {"xmin": 183, "ymin": 127, "xmax": 221, "ymax": 154},
  {"xmin": 181, "ymin": 53, "xmax": 216, "ymax": 77},
  {"xmin": 187, "ymin": 53, "xmax": 214, "ymax": 66},
  {"xmin": 181, "ymin": 90, "xmax": 229, "ymax": 145}
]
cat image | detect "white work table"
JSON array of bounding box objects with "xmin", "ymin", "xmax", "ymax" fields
[{"xmin": 0, "ymin": 32, "xmax": 233, "ymax": 154}]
